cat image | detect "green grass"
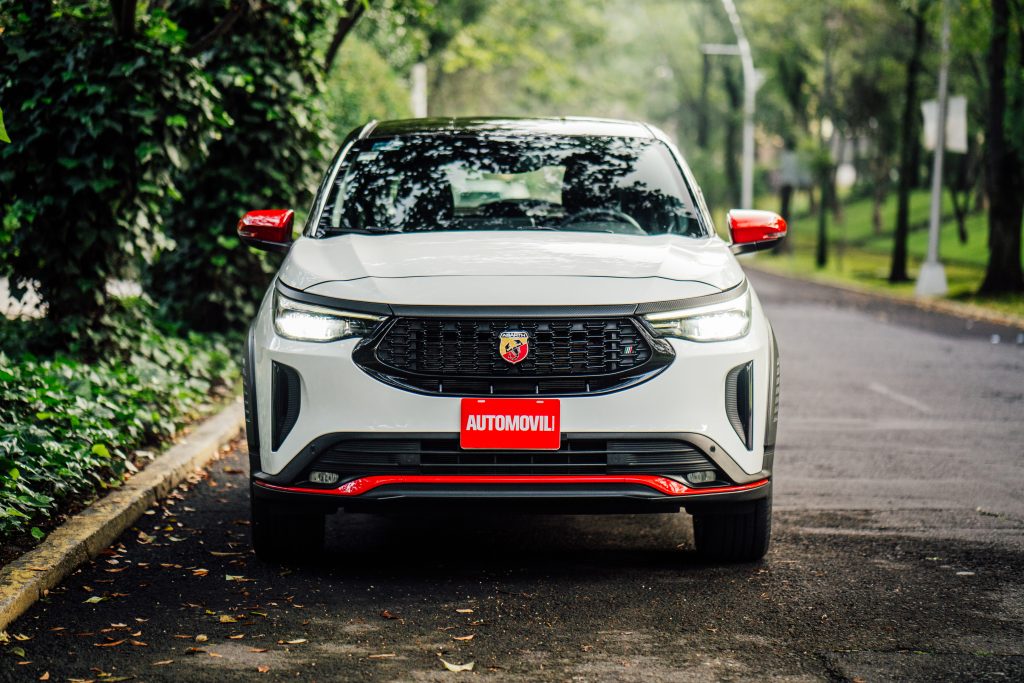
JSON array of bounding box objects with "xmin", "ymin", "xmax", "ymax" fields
[{"xmin": 734, "ymin": 189, "xmax": 1024, "ymax": 320}]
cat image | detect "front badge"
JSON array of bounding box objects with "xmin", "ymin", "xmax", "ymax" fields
[{"xmin": 499, "ymin": 330, "xmax": 529, "ymax": 364}]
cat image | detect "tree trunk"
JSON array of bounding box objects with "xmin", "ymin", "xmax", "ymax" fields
[
  {"xmin": 872, "ymin": 183, "xmax": 886, "ymax": 235},
  {"xmin": 816, "ymin": 172, "xmax": 830, "ymax": 268},
  {"xmin": 110, "ymin": 0, "xmax": 137, "ymax": 37},
  {"xmin": 889, "ymin": 4, "xmax": 929, "ymax": 283},
  {"xmin": 980, "ymin": 0, "xmax": 1024, "ymax": 293},
  {"xmin": 697, "ymin": 54, "xmax": 710, "ymax": 149},
  {"xmin": 324, "ymin": 0, "xmax": 367, "ymax": 73},
  {"xmin": 722, "ymin": 63, "xmax": 742, "ymax": 207}
]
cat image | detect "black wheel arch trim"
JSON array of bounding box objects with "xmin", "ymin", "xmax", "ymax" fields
[{"xmin": 243, "ymin": 321, "xmax": 260, "ymax": 474}]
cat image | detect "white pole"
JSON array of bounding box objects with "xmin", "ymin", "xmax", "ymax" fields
[
  {"xmin": 411, "ymin": 62, "xmax": 428, "ymax": 118},
  {"xmin": 916, "ymin": 0, "xmax": 950, "ymax": 296},
  {"xmin": 720, "ymin": 0, "xmax": 756, "ymax": 209}
]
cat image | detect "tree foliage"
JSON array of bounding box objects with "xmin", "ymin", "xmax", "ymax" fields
[
  {"xmin": 0, "ymin": 1, "xmax": 225, "ymax": 336},
  {"xmin": 148, "ymin": 0, "xmax": 334, "ymax": 330}
]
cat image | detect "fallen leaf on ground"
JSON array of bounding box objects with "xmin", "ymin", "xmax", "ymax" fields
[
  {"xmin": 453, "ymin": 635, "xmax": 474, "ymax": 641},
  {"xmin": 455, "ymin": 608, "xmax": 473, "ymax": 614},
  {"xmin": 185, "ymin": 647, "xmax": 206, "ymax": 654},
  {"xmin": 153, "ymin": 660, "xmax": 173, "ymax": 666},
  {"xmin": 380, "ymin": 610, "xmax": 399, "ymax": 620},
  {"xmin": 38, "ymin": 673, "xmax": 49, "ymax": 681},
  {"xmin": 368, "ymin": 653, "xmax": 396, "ymax": 659},
  {"xmin": 257, "ymin": 665, "xmax": 270, "ymax": 673},
  {"xmin": 209, "ymin": 652, "xmax": 223, "ymax": 658},
  {"xmin": 218, "ymin": 615, "xmax": 237, "ymax": 623},
  {"xmin": 130, "ymin": 640, "xmax": 147, "ymax": 647},
  {"xmin": 137, "ymin": 531, "xmax": 154, "ymax": 545},
  {"xmin": 13, "ymin": 634, "xmax": 31, "ymax": 641},
  {"xmin": 195, "ymin": 634, "xmax": 208, "ymax": 643},
  {"xmin": 209, "ymin": 551, "xmax": 242, "ymax": 557},
  {"xmin": 249, "ymin": 648, "xmax": 268, "ymax": 653},
  {"xmin": 93, "ymin": 639, "xmax": 126, "ymax": 647},
  {"xmin": 280, "ymin": 638, "xmax": 307, "ymax": 645},
  {"xmin": 225, "ymin": 575, "xmax": 253, "ymax": 582},
  {"xmin": 27, "ymin": 566, "xmax": 48, "ymax": 572},
  {"xmin": 193, "ymin": 569, "xmax": 209, "ymax": 577},
  {"xmin": 83, "ymin": 596, "xmax": 107, "ymax": 604},
  {"xmin": 440, "ymin": 658, "xmax": 475, "ymax": 672}
]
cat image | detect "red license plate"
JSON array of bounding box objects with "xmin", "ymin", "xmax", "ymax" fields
[{"xmin": 460, "ymin": 398, "xmax": 561, "ymax": 450}]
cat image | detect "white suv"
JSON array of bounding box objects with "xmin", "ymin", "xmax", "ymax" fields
[{"xmin": 239, "ymin": 117, "xmax": 786, "ymax": 562}]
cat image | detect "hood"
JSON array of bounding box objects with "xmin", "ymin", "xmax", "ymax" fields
[{"xmin": 278, "ymin": 231, "xmax": 743, "ymax": 306}]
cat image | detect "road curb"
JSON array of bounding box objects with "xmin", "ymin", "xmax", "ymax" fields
[
  {"xmin": 745, "ymin": 262, "xmax": 1024, "ymax": 332},
  {"xmin": 0, "ymin": 400, "xmax": 244, "ymax": 632}
]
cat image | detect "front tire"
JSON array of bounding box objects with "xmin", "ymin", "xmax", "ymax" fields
[
  {"xmin": 251, "ymin": 489, "xmax": 325, "ymax": 562},
  {"xmin": 692, "ymin": 494, "xmax": 772, "ymax": 562}
]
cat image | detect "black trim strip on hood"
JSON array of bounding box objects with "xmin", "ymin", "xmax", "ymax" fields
[
  {"xmin": 633, "ymin": 279, "xmax": 747, "ymax": 314},
  {"xmin": 275, "ymin": 277, "xmax": 747, "ymax": 318}
]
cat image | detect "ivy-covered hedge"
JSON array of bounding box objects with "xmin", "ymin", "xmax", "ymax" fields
[{"xmin": 0, "ymin": 301, "xmax": 239, "ymax": 542}]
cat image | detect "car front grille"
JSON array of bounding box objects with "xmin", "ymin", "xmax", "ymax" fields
[
  {"xmin": 376, "ymin": 317, "xmax": 651, "ymax": 375},
  {"xmin": 355, "ymin": 316, "xmax": 673, "ymax": 396},
  {"xmin": 304, "ymin": 438, "xmax": 725, "ymax": 480}
]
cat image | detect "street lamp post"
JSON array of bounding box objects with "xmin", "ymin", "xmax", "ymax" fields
[
  {"xmin": 703, "ymin": 0, "xmax": 757, "ymax": 209},
  {"xmin": 916, "ymin": 0, "xmax": 951, "ymax": 296}
]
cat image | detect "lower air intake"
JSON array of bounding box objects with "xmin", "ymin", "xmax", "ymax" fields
[
  {"xmin": 272, "ymin": 362, "xmax": 301, "ymax": 451},
  {"xmin": 725, "ymin": 361, "xmax": 754, "ymax": 450}
]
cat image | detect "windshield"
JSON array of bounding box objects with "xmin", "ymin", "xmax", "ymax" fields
[{"xmin": 314, "ymin": 134, "xmax": 706, "ymax": 238}]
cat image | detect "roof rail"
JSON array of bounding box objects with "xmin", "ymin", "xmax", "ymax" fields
[{"xmin": 358, "ymin": 120, "xmax": 379, "ymax": 139}]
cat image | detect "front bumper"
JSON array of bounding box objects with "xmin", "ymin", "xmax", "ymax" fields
[
  {"xmin": 246, "ymin": 282, "xmax": 778, "ymax": 509},
  {"xmin": 252, "ymin": 475, "xmax": 771, "ymax": 514}
]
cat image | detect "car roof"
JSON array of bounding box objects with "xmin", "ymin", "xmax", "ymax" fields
[{"xmin": 366, "ymin": 116, "xmax": 657, "ymax": 140}]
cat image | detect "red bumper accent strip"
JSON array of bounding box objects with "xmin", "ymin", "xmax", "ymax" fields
[{"xmin": 253, "ymin": 475, "xmax": 770, "ymax": 498}]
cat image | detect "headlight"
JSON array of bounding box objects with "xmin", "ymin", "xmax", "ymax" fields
[
  {"xmin": 273, "ymin": 291, "xmax": 385, "ymax": 342},
  {"xmin": 643, "ymin": 290, "xmax": 751, "ymax": 342}
]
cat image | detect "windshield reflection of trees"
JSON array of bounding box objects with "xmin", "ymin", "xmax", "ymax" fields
[{"xmin": 316, "ymin": 135, "xmax": 703, "ymax": 238}]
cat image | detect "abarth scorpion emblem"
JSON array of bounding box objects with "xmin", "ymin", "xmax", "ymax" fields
[{"xmin": 499, "ymin": 330, "xmax": 529, "ymax": 364}]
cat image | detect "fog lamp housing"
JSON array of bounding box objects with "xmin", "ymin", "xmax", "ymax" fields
[
  {"xmin": 309, "ymin": 471, "xmax": 339, "ymax": 485},
  {"xmin": 686, "ymin": 470, "xmax": 718, "ymax": 485}
]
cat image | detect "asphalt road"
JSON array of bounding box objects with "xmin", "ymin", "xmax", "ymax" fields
[{"xmin": 3, "ymin": 270, "xmax": 1023, "ymax": 682}]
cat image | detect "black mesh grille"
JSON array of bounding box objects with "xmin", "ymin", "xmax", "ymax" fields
[
  {"xmin": 305, "ymin": 438, "xmax": 723, "ymax": 480},
  {"xmin": 375, "ymin": 318, "xmax": 651, "ymax": 376}
]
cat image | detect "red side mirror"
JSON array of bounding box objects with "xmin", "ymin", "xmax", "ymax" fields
[
  {"xmin": 727, "ymin": 210, "xmax": 787, "ymax": 255},
  {"xmin": 237, "ymin": 209, "xmax": 295, "ymax": 253}
]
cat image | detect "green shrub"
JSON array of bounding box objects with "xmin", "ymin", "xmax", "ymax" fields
[
  {"xmin": 0, "ymin": 2, "xmax": 227, "ymax": 329},
  {"xmin": 148, "ymin": 0, "xmax": 335, "ymax": 331},
  {"xmin": 0, "ymin": 299, "xmax": 239, "ymax": 542}
]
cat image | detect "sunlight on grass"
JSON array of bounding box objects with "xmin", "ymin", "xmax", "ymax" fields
[{"xmin": 741, "ymin": 190, "xmax": 1024, "ymax": 320}]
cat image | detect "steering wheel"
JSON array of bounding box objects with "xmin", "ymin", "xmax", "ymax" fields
[{"xmin": 560, "ymin": 207, "xmax": 645, "ymax": 234}]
